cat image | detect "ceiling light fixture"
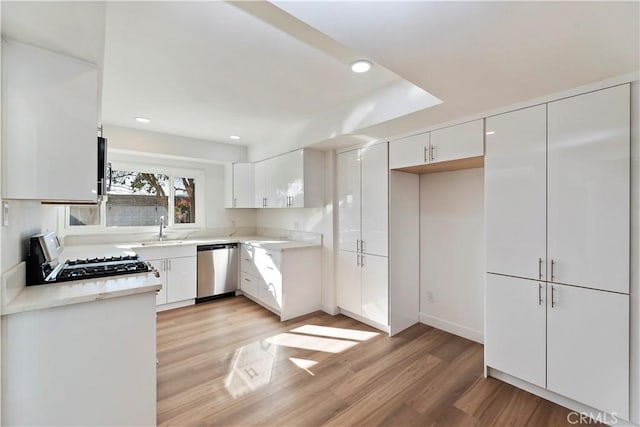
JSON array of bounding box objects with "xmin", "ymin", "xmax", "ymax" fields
[
  {"xmin": 230, "ymin": 135, "xmax": 241, "ymax": 140},
  {"xmin": 351, "ymin": 60, "xmax": 372, "ymax": 73},
  {"xmin": 135, "ymin": 117, "xmax": 151, "ymax": 123},
  {"xmin": 486, "ymin": 131, "xmax": 496, "ymax": 135}
]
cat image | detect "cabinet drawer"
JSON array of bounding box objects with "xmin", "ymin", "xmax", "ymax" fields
[
  {"xmin": 258, "ymin": 277, "xmax": 281, "ymax": 313},
  {"xmin": 240, "ymin": 272, "xmax": 259, "ymax": 298}
]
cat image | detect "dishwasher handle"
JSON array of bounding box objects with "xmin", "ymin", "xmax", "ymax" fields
[{"xmin": 197, "ymin": 243, "xmax": 238, "ymax": 251}]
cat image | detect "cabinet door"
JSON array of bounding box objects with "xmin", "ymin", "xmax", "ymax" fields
[
  {"xmin": 336, "ymin": 250, "xmax": 362, "ymax": 315},
  {"xmin": 389, "ymin": 132, "xmax": 430, "ymax": 169},
  {"xmin": 337, "ymin": 149, "xmax": 362, "ymax": 252},
  {"xmin": 254, "ymin": 161, "xmax": 266, "ymax": 208},
  {"xmin": 280, "ymin": 150, "xmax": 305, "ymax": 207},
  {"xmin": 148, "ymin": 259, "xmax": 167, "ymax": 305},
  {"xmin": 548, "ymin": 85, "xmax": 630, "ymax": 293},
  {"xmin": 361, "ymin": 143, "xmax": 388, "ymax": 256},
  {"xmin": 429, "ymin": 119, "xmax": 484, "ymax": 164},
  {"xmin": 233, "ymin": 163, "xmax": 255, "ymax": 208},
  {"xmin": 240, "ymin": 272, "xmax": 259, "ymax": 299},
  {"xmin": 485, "ymin": 274, "xmax": 546, "ymax": 388},
  {"xmin": 265, "ymin": 156, "xmax": 286, "ymax": 208},
  {"xmin": 547, "ymin": 284, "xmax": 629, "ymax": 419},
  {"xmin": 166, "ymin": 256, "xmax": 197, "ymax": 303},
  {"xmin": 361, "ymin": 254, "xmax": 388, "ymax": 326},
  {"xmin": 485, "ymin": 105, "xmax": 547, "ymax": 280},
  {"xmin": 3, "ymin": 39, "xmax": 98, "ymax": 202}
]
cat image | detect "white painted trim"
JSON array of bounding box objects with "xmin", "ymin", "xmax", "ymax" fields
[
  {"xmin": 322, "ymin": 304, "xmax": 339, "ymax": 316},
  {"xmin": 108, "ymin": 148, "xmax": 230, "ymax": 166},
  {"xmin": 335, "ymin": 140, "xmax": 389, "ymax": 155},
  {"xmin": 419, "ymin": 312, "xmax": 484, "ymax": 344},
  {"xmin": 155, "ymin": 299, "xmax": 193, "ymax": 312},
  {"xmin": 338, "ymin": 307, "xmax": 390, "ymax": 334},
  {"xmin": 488, "ymin": 368, "xmax": 636, "ymax": 426}
]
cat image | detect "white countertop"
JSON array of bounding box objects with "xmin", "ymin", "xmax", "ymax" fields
[{"xmin": 1, "ymin": 235, "xmax": 320, "ymax": 316}]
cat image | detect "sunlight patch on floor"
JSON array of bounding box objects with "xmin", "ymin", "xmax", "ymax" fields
[
  {"xmin": 290, "ymin": 324, "xmax": 379, "ymax": 341},
  {"xmin": 266, "ymin": 332, "xmax": 358, "ymax": 353},
  {"xmin": 288, "ymin": 357, "xmax": 318, "ymax": 376},
  {"xmin": 224, "ymin": 340, "xmax": 277, "ymax": 399}
]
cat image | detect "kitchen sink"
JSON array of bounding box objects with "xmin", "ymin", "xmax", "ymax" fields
[{"xmin": 140, "ymin": 240, "xmax": 185, "ymax": 246}]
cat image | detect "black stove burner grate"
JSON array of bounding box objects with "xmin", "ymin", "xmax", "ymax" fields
[{"xmin": 54, "ymin": 255, "xmax": 151, "ymax": 282}]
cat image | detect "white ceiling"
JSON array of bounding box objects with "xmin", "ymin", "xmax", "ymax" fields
[{"xmin": 2, "ymin": 1, "xmax": 639, "ymax": 156}]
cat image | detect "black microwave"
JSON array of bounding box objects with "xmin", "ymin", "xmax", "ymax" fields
[{"xmin": 97, "ymin": 136, "xmax": 107, "ymax": 198}]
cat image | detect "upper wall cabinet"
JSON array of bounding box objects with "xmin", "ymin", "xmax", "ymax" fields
[
  {"xmin": 253, "ymin": 148, "xmax": 324, "ymax": 208},
  {"xmin": 225, "ymin": 162, "xmax": 254, "ymax": 208},
  {"xmin": 2, "ymin": 39, "xmax": 99, "ymax": 202},
  {"xmin": 389, "ymin": 119, "xmax": 484, "ymax": 172}
]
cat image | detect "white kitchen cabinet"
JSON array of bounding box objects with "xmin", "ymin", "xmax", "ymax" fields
[
  {"xmin": 361, "ymin": 254, "xmax": 389, "ymax": 326},
  {"xmin": 485, "ymin": 274, "xmax": 546, "ymax": 388},
  {"xmin": 166, "ymin": 256, "xmax": 197, "ymax": 303},
  {"xmin": 253, "ymin": 149, "xmax": 324, "ymax": 208},
  {"xmin": 361, "ymin": 143, "xmax": 389, "ymax": 257},
  {"xmin": 485, "ymin": 105, "xmax": 547, "ymax": 280},
  {"xmin": 547, "ymin": 85, "xmax": 630, "ymax": 293},
  {"xmin": 254, "ymin": 160, "xmax": 267, "ymax": 208},
  {"xmin": 336, "ymin": 143, "xmax": 389, "ymax": 330},
  {"xmin": 337, "ymin": 148, "xmax": 362, "ymax": 252},
  {"xmin": 429, "ymin": 119, "xmax": 484, "ymax": 164},
  {"xmin": 226, "ymin": 162, "xmax": 254, "ymax": 208},
  {"xmin": 546, "ymin": 283, "xmax": 629, "ymax": 419},
  {"xmin": 135, "ymin": 245, "xmax": 197, "ymax": 309},
  {"xmin": 239, "ymin": 244, "xmax": 321, "ymax": 321},
  {"xmin": 336, "ymin": 250, "xmax": 361, "ymax": 315},
  {"xmin": 389, "ymin": 132, "xmax": 430, "ymax": 169},
  {"xmin": 2, "ymin": 39, "xmax": 99, "ymax": 202}
]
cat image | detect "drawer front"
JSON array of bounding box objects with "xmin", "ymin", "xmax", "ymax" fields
[
  {"xmin": 240, "ymin": 245, "xmax": 261, "ymax": 278},
  {"xmin": 258, "ymin": 277, "xmax": 281, "ymax": 313},
  {"xmin": 240, "ymin": 272, "xmax": 259, "ymax": 298}
]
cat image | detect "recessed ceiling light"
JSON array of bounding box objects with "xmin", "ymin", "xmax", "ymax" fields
[
  {"xmin": 230, "ymin": 135, "xmax": 241, "ymax": 140},
  {"xmin": 135, "ymin": 117, "xmax": 151, "ymax": 123},
  {"xmin": 486, "ymin": 131, "xmax": 496, "ymax": 135},
  {"xmin": 351, "ymin": 60, "xmax": 372, "ymax": 73}
]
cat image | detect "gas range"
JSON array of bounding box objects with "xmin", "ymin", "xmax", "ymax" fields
[
  {"xmin": 55, "ymin": 255, "xmax": 151, "ymax": 282},
  {"xmin": 26, "ymin": 232, "xmax": 153, "ymax": 285}
]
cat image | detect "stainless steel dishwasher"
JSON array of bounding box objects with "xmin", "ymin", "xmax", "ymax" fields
[{"xmin": 196, "ymin": 243, "xmax": 238, "ymax": 303}]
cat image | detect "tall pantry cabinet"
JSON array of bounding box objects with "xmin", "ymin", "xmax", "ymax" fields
[
  {"xmin": 336, "ymin": 143, "xmax": 389, "ymax": 327},
  {"xmin": 485, "ymin": 84, "xmax": 630, "ymax": 419}
]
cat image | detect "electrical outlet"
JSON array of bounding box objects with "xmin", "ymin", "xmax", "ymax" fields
[{"xmin": 427, "ymin": 291, "xmax": 434, "ymax": 302}]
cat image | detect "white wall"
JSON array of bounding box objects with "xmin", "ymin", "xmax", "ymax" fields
[
  {"xmin": 419, "ymin": 167, "xmax": 485, "ymax": 343},
  {"xmin": 254, "ymin": 151, "xmax": 336, "ymax": 314}
]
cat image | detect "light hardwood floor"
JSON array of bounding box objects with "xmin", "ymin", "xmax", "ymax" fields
[{"xmin": 157, "ymin": 296, "xmax": 586, "ymax": 426}]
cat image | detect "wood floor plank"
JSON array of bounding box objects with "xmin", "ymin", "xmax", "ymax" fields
[{"xmin": 157, "ymin": 296, "xmax": 580, "ymax": 426}]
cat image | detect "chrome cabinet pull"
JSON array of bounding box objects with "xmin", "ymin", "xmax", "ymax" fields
[
  {"xmin": 551, "ymin": 285, "xmax": 556, "ymax": 308},
  {"xmin": 168, "ymin": 259, "xmax": 171, "ymax": 271},
  {"xmin": 430, "ymin": 145, "xmax": 435, "ymax": 161},
  {"xmin": 233, "ymin": 197, "xmax": 237, "ymax": 207},
  {"xmin": 538, "ymin": 283, "xmax": 543, "ymax": 306},
  {"xmin": 244, "ymin": 278, "xmax": 251, "ymax": 282},
  {"xmin": 356, "ymin": 254, "xmax": 360, "ymax": 267},
  {"xmin": 538, "ymin": 258, "xmax": 543, "ymax": 279},
  {"xmin": 356, "ymin": 239, "xmax": 360, "ymax": 252},
  {"xmin": 551, "ymin": 259, "xmax": 556, "ymax": 281},
  {"xmin": 423, "ymin": 146, "xmax": 428, "ymax": 163},
  {"xmin": 361, "ymin": 254, "xmax": 365, "ymax": 267},
  {"xmin": 361, "ymin": 240, "xmax": 365, "ymax": 253}
]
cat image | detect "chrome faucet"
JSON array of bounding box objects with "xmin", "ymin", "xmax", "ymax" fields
[{"xmin": 159, "ymin": 216, "xmax": 166, "ymax": 241}]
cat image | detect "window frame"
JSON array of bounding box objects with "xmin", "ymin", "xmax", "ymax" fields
[{"xmin": 63, "ymin": 161, "xmax": 205, "ymax": 234}]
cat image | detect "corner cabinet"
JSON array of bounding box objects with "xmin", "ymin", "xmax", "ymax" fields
[
  {"xmin": 336, "ymin": 142, "xmax": 389, "ymax": 329},
  {"xmin": 2, "ymin": 39, "xmax": 99, "ymax": 202},
  {"xmin": 253, "ymin": 148, "xmax": 324, "ymax": 208},
  {"xmin": 225, "ymin": 163, "xmax": 255, "ymax": 208},
  {"xmin": 239, "ymin": 243, "xmax": 321, "ymax": 321},
  {"xmin": 485, "ymin": 84, "xmax": 631, "ymax": 420}
]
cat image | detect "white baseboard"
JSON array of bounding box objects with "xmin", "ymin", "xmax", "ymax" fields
[
  {"xmin": 489, "ymin": 368, "xmax": 635, "ymax": 426},
  {"xmin": 322, "ymin": 304, "xmax": 339, "ymax": 316},
  {"xmin": 419, "ymin": 312, "xmax": 484, "ymax": 344},
  {"xmin": 156, "ymin": 299, "xmax": 194, "ymax": 312}
]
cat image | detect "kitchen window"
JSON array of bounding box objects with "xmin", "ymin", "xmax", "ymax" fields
[{"xmin": 66, "ymin": 163, "xmax": 203, "ymax": 231}]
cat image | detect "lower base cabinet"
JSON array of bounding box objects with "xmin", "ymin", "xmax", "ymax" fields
[
  {"xmin": 336, "ymin": 249, "xmax": 388, "ymax": 328},
  {"xmin": 240, "ymin": 244, "xmax": 321, "ymax": 321},
  {"xmin": 486, "ymin": 273, "xmax": 629, "ymax": 419},
  {"xmin": 149, "ymin": 256, "xmax": 197, "ymax": 306}
]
